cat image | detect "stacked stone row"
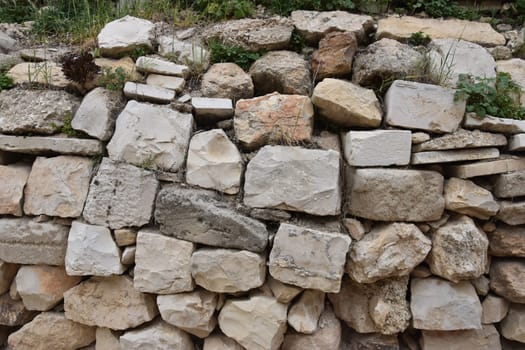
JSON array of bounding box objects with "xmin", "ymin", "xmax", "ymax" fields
[{"xmin": 0, "ymin": 8, "xmax": 525, "ymax": 350}]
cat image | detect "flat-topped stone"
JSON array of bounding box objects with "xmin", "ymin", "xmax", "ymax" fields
[
  {"xmin": 411, "ymin": 148, "xmax": 500, "ymax": 165},
  {"xmin": 192, "ymin": 97, "xmax": 234, "ymax": 123},
  {"xmin": 0, "ymin": 135, "xmax": 103, "ymax": 156},
  {"xmin": 494, "ymin": 170, "xmax": 525, "ymax": 198},
  {"xmin": 7, "ymin": 62, "xmax": 69, "ymax": 88},
  {"xmin": 509, "ymin": 134, "xmax": 525, "ymax": 151},
  {"xmin": 421, "ymin": 325, "xmax": 501, "ymax": 350},
  {"xmin": 464, "ymin": 113, "xmax": 525, "ymax": 134},
  {"xmin": 146, "ymin": 74, "xmax": 185, "ymax": 92},
  {"xmin": 343, "ymin": 130, "xmax": 411, "ymax": 166},
  {"xmin": 413, "ymin": 129, "xmax": 507, "ymax": 152},
  {"xmin": 123, "ymin": 82, "xmax": 175, "ymax": 104},
  {"xmin": 97, "ymin": 15, "xmax": 155, "ymax": 57},
  {"xmin": 377, "ymin": 16, "xmax": 505, "ymax": 47},
  {"xmin": 135, "ymin": 56, "xmax": 189, "ymax": 77},
  {"xmin": 447, "ymin": 157, "xmax": 525, "ymax": 178}
]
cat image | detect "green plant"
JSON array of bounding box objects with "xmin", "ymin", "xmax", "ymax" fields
[
  {"xmin": 396, "ymin": 0, "xmax": 478, "ymax": 20},
  {"xmin": 98, "ymin": 67, "xmax": 130, "ymax": 91},
  {"xmin": 290, "ymin": 30, "xmax": 306, "ymax": 53},
  {"xmin": 209, "ymin": 40, "xmax": 263, "ymax": 71},
  {"xmin": 59, "ymin": 114, "xmax": 83, "ymax": 137},
  {"xmin": 193, "ymin": 0, "xmax": 255, "ymax": 20},
  {"xmin": 258, "ymin": 0, "xmax": 354, "ymax": 16},
  {"xmin": 0, "ymin": 72, "xmax": 14, "ymax": 92},
  {"xmin": 408, "ymin": 31, "xmax": 431, "ymax": 46},
  {"xmin": 455, "ymin": 72, "xmax": 525, "ymax": 120},
  {"xmin": 0, "ymin": 0, "xmax": 37, "ymax": 23}
]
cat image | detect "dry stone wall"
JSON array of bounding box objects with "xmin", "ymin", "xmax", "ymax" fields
[{"xmin": 0, "ymin": 8, "xmax": 525, "ymax": 350}]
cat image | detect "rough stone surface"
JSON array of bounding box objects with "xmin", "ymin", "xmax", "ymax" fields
[
  {"xmin": 328, "ymin": 276, "xmax": 410, "ymax": 334},
  {"xmin": 346, "ymin": 223, "xmax": 431, "ymax": 283},
  {"xmin": 157, "ymin": 289, "xmax": 217, "ymax": 338},
  {"xmin": 146, "ymin": 74, "xmax": 185, "ymax": 92},
  {"xmin": 191, "ymin": 97, "xmax": 234, "ymax": 123},
  {"xmin": 157, "ymin": 35, "xmax": 208, "ymax": 66},
  {"xmin": 489, "ymin": 225, "xmax": 525, "ymax": 257},
  {"xmin": 107, "ymin": 100, "xmax": 193, "ymax": 172},
  {"xmin": 0, "ymin": 135, "xmax": 104, "ymax": 156},
  {"xmin": 186, "ymin": 129, "xmax": 243, "ymax": 194},
  {"xmin": 411, "ymin": 148, "xmax": 500, "ymax": 165},
  {"xmin": 269, "ymin": 223, "xmax": 351, "ymax": 293},
  {"xmin": 7, "ymin": 62, "xmax": 69, "ymax": 88},
  {"xmin": 219, "ymin": 295, "xmax": 288, "ymax": 350},
  {"xmin": 7, "ymin": 312, "xmax": 95, "ymax": 350},
  {"xmin": 490, "ymin": 260, "xmax": 525, "ymax": 303},
  {"xmin": 343, "ymin": 130, "xmax": 411, "ymax": 166},
  {"xmin": 97, "ymin": 15, "xmax": 155, "ymax": 57},
  {"xmin": 291, "ymin": 10, "xmax": 373, "ymax": 44},
  {"xmin": 464, "ymin": 113, "xmax": 525, "ymax": 134},
  {"xmin": 244, "ymin": 146, "xmax": 341, "ymax": 216},
  {"xmin": 509, "ymin": 134, "xmax": 525, "ymax": 151},
  {"xmin": 498, "ymin": 201, "xmax": 525, "ymax": 225},
  {"xmin": 16, "ymin": 265, "xmax": 80, "ymax": 311},
  {"xmin": 250, "ymin": 51, "xmax": 312, "ymax": 96},
  {"xmin": 119, "ymin": 319, "xmax": 194, "ymax": 350},
  {"xmin": 420, "ymin": 325, "xmax": 502, "ymax": 350},
  {"xmin": 288, "ymin": 290, "xmax": 325, "ymax": 334},
  {"xmin": 95, "ymin": 328, "xmax": 120, "ymax": 350},
  {"xmin": 311, "ymin": 31, "xmax": 357, "ymax": 79},
  {"xmin": 234, "ymin": 93, "xmax": 313, "ymax": 150},
  {"xmin": 347, "ymin": 168, "xmax": 445, "ymax": 222},
  {"xmin": 133, "ymin": 229, "xmax": 194, "ymax": 294},
  {"xmin": 352, "ymin": 38, "xmax": 422, "ymax": 88},
  {"xmin": 63, "ymin": 276, "xmax": 158, "ymax": 330},
  {"xmin": 413, "ymin": 129, "xmax": 507, "ymax": 152},
  {"xmin": 65, "ymin": 221, "xmax": 124, "ymax": 276},
  {"xmin": 155, "ymin": 186, "xmax": 268, "ymax": 252},
  {"xmin": 0, "ymin": 88, "xmax": 80, "ymax": 135},
  {"xmin": 83, "ymin": 158, "xmax": 159, "ymax": 229},
  {"xmin": 123, "ymin": 81, "xmax": 175, "ymax": 104},
  {"xmin": 114, "ymin": 229, "xmax": 137, "ymax": 247},
  {"xmin": 311, "ymin": 78, "xmax": 382, "ymax": 128},
  {"xmin": 501, "ymin": 304, "xmax": 525, "ymax": 343},
  {"xmin": 0, "ymin": 164, "xmax": 30, "ymax": 216},
  {"xmin": 191, "ymin": 248, "xmax": 266, "ymax": 293},
  {"xmin": 0, "ymin": 293, "xmax": 36, "ymax": 326},
  {"xmin": 411, "ymin": 277, "xmax": 482, "ymax": 330},
  {"xmin": 342, "ymin": 330, "xmax": 399, "ymax": 350},
  {"xmin": 385, "ymin": 80, "xmax": 466, "ymax": 133},
  {"xmin": 376, "ymin": 16, "xmax": 505, "ymax": 46},
  {"xmin": 203, "ymin": 334, "xmax": 244, "ymax": 350},
  {"xmin": 267, "ymin": 276, "xmax": 302, "ymax": 303},
  {"xmin": 448, "ymin": 157, "xmax": 525, "ymax": 178},
  {"xmin": 72, "ymin": 87, "xmax": 123, "ymax": 141},
  {"xmin": 0, "ymin": 261, "xmax": 18, "ymax": 295},
  {"xmin": 482, "ymin": 294, "xmax": 509, "ymax": 324},
  {"xmin": 428, "ymin": 216, "xmax": 489, "ymax": 283},
  {"xmin": 95, "ymin": 56, "xmax": 141, "ymax": 80},
  {"xmin": 201, "ymin": 63, "xmax": 254, "ymax": 102},
  {"xmin": 0, "ymin": 218, "xmax": 68, "ymax": 265},
  {"xmin": 444, "ymin": 178, "xmax": 499, "ymax": 219}
]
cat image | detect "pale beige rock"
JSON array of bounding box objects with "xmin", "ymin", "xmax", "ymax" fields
[
  {"xmin": 95, "ymin": 57, "xmax": 141, "ymax": 81},
  {"xmin": 16, "ymin": 265, "xmax": 80, "ymax": 311},
  {"xmin": 157, "ymin": 35, "xmax": 209, "ymax": 67},
  {"xmin": 24, "ymin": 156, "xmax": 92, "ymax": 218},
  {"xmin": 411, "ymin": 277, "xmax": 482, "ymax": 330},
  {"xmin": 312, "ymin": 131, "xmax": 340, "ymax": 152},
  {"xmin": 134, "ymin": 229, "xmax": 195, "ymax": 294},
  {"xmin": 269, "ymin": 223, "xmax": 350, "ymax": 293},
  {"xmin": 123, "ymin": 81, "xmax": 175, "ymax": 103},
  {"xmin": 267, "ymin": 276, "xmax": 302, "ymax": 303},
  {"xmin": 421, "ymin": 325, "xmax": 501, "ymax": 350},
  {"xmin": 498, "ymin": 201, "xmax": 525, "ymax": 225},
  {"xmin": 0, "ymin": 261, "xmax": 18, "ymax": 294},
  {"xmin": 192, "ymin": 248, "xmax": 265, "ymax": 293},
  {"xmin": 509, "ymin": 134, "xmax": 525, "ymax": 151},
  {"xmin": 119, "ymin": 319, "xmax": 194, "ymax": 350},
  {"xmin": 501, "ymin": 304, "xmax": 525, "ymax": 343},
  {"xmin": 444, "ymin": 178, "xmax": 499, "ymax": 219},
  {"xmin": 146, "ymin": 74, "xmax": 185, "ymax": 92},
  {"xmin": 346, "ymin": 222, "xmax": 431, "ymax": 283},
  {"xmin": 234, "ymin": 93, "xmax": 314, "ymax": 150},
  {"xmin": 114, "ymin": 228, "xmax": 137, "ymax": 247},
  {"xmin": 385, "ymin": 80, "xmax": 466, "ymax": 133},
  {"xmin": 95, "ymin": 328, "xmax": 120, "ymax": 350},
  {"xmin": 201, "ymin": 63, "xmax": 254, "ymax": 101},
  {"xmin": 97, "ymin": 15, "xmax": 155, "ymax": 57},
  {"xmin": 464, "ymin": 113, "xmax": 525, "ymax": 134},
  {"xmin": 490, "ymin": 260, "xmax": 525, "ymax": 303},
  {"xmin": 288, "ymin": 290, "xmax": 325, "ymax": 334},
  {"xmin": 203, "ymin": 334, "xmax": 243, "ymax": 350},
  {"xmin": 135, "ymin": 56, "xmax": 189, "ymax": 77},
  {"xmin": 412, "ymin": 132, "xmax": 431, "ymax": 144},
  {"xmin": 489, "ymin": 225, "xmax": 525, "ymax": 257},
  {"xmin": 311, "ymin": 31, "xmax": 357, "ymax": 79},
  {"xmin": 63, "ymin": 276, "xmax": 158, "ymax": 330},
  {"xmin": 0, "ymin": 293, "xmax": 36, "ymax": 326},
  {"xmin": 343, "ymin": 130, "xmax": 411, "ymax": 167},
  {"xmin": 482, "ymin": 294, "xmax": 509, "ymax": 324},
  {"xmin": 311, "ymin": 78, "xmax": 382, "ymax": 128},
  {"xmin": 411, "ymin": 148, "xmax": 500, "ymax": 165},
  {"xmin": 219, "ymin": 295, "xmax": 288, "ymax": 350},
  {"xmin": 497, "ymin": 59, "xmax": 525, "ymax": 106},
  {"xmin": 447, "ymin": 157, "xmax": 525, "ymax": 178},
  {"xmin": 157, "ymin": 289, "xmax": 217, "ymax": 338},
  {"xmin": 413, "ymin": 129, "xmax": 507, "ymax": 152},
  {"xmin": 343, "ymin": 218, "xmax": 366, "ymax": 241},
  {"xmin": 121, "ymin": 246, "xmax": 135, "ymax": 264},
  {"xmin": 8, "ymin": 278, "xmax": 18, "ymax": 300},
  {"xmin": 0, "ymin": 135, "xmax": 104, "ymax": 156},
  {"xmin": 7, "ymin": 61, "xmax": 69, "ymax": 88},
  {"xmin": 7, "ymin": 312, "xmax": 95, "ymax": 350},
  {"xmin": 472, "ymin": 275, "xmax": 490, "ymax": 296},
  {"xmin": 0, "ymin": 164, "xmax": 30, "ymax": 216},
  {"xmin": 192, "ymin": 97, "xmax": 234, "ymax": 123},
  {"xmin": 377, "ymin": 16, "xmax": 505, "ymax": 46}
]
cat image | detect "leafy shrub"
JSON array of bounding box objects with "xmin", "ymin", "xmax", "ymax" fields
[
  {"xmin": 455, "ymin": 72, "xmax": 525, "ymax": 120},
  {"xmin": 408, "ymin": 31, "xmax": 431, "ymax": 46},
  {"xmin": 98, "ymin": 67, "xmax": 130, "ymax": 91},
  {"xmin": 258, "ymin": 0, "xmax": 354, "ymax": 16},
  {"xmin": 0, "ymin": 72, "xmax": 14, "ymax": 92},
  {"xmin": 209, "ymin": 40, "xmax": 263, "ymax": 71},
  {"xmin": 0, "ymin": 0, "xmax": 37, "ymax": 23},
  {"xmin": 192, "ymin": 0, "xmax": 255, "ymax": 20}
]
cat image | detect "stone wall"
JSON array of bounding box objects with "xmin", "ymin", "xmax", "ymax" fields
[{"xmin": 0, "ymin": 8, "xmax": 525, "ymax": 350}]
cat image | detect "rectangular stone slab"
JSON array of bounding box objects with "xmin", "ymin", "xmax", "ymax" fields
[
  {"xmin": 412, "ymin": 129, "xmax": 507, "ymax": 152},
  {"xmin": 411, "ymin": 148, "xmax": 500, "ymax": 165},
  {"xmin": 0, "ymin": 135, "xmax": 104, "ymax": 156},
  {"xmin": 509, "ymin": 134, "xmax": 525, "ymax": 151},
  {"xmin": 344, "ymin": 130, "xmax": 411, "ymax": 166},
  {"xmin": 464, "ymin": 113, "xmax": 525, "ymax": 134},
  {"xmin": 123, "ymin": 82, "xmax": 174, "ymax": 104},
  {"xmin": 494, "ymin": 170, "xmax": 525, "ymax": 198},
  {"xmin": 447, "ymin": 157, "xmax": 525, "ymax": 178}
]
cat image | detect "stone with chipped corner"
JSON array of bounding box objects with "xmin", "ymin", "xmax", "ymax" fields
[
  {"xmin": 510, "ymin": 134, "xmax": 525, "ymax": 151},
  {"xmin": 413, "ymin": 128, "xmax": 507, "ymax": 152},
  {"xmin": 448, "ymin": 157, "xmax": 525, "ymax": 178},
  {"xmin": 498, "ymin": 201, "xmax": 525, "ymax": 225},
  {"xmin": 0, "ymin": 135, "xmax": 104, "ymax": 156},
  {"xmin": 123, "ymin": 81, "xmax": 175, "ymax": 104},
  {"xmin": 135, "ymin": 56, "xmax": 189, "ymax": 77},
  {"xmin": 464, "ymin": 113, "xmax": 525, "ymax": 134},
  {"xmin": 201, "ymin": 63, "xmax": 254, "ymax": 102},
  {"xmin": 192, "ymin": 97, "xmax": 234, "ymax": 123},
  {"xmin": 444, "ymin": 178, "xmax": 499, "ymax": 219},
  {"xmin": 489, "ymin": 225, "xmax": 525, "ymax": 257},
  {"xmin": 420, "ymin": 325, "xmax": 501, "ymax": 350},
  {"xmin": 501, "ymin": 304, "xmax": 525, "ymax": 343},
  {"xmin": 146, "ymin": 74, "xmax": 185, "ymax": 92},
  {"xmin": 490, "ymin": 260, "xmax": 525, "ymax": 303},
  {"xmin": 411, "ymin": 148, "xmax": 500, "ymax": 165},
  {"xmin": 288, "ymin": 290, "xmax": 325, "ymax": 334}
]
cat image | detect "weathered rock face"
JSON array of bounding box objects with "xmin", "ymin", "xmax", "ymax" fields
[
  {"xmin": 482, "ymin": 294, "xmax": 509, "ymax": 324},
  {"xmin": 420, "ymin": 325, "xmax": 502, "ymax": 350},
  {"xmin": 203, "ymin": 17, "xmax": 293, "ymax": 51},
  {"xmin": 489, "ymin": 225, "xmax": 525, "ymax": 257},
  {"xmin": 428, "ymin": 216, "xmax": 489, "ymax": 283},
  {"xmin": 291, "ymin": 10, "xmax": 373, "ymax": 44},
  {"xmin": 95, "ymin": 327, "xmax": 120, "ymax": 350},
  {"xmin": 501, "ymin": 304, "xmax": 525, "ymax": 343},
  {"xmin": 157, "ymin": 35, "xmax": 208, "ymax": 66},
  {"xmin": 343, "ymin": 130, "xmax": 411, "ymax": 167},
  {"xmin": 97, "ymin": 15, "xmax": 155, "ymax": 57},
  {"xmin": 119, "ymin": 319, "xmax": 194, "ymax": 350},
  {"xmin": 288, "ymin": 290, "xmax": 325, "ymax": 334},
  {"xmin": 192, "ymin": 97, "xmax": 234, "ymax": 123},
  {"xmin": 464, "ymin": 113, "xmax": 525, "ymax": 134},
  {"xmin": 447, "ymin": 156, "xmax": 525, "ymax": 179},
  {"xmin": 7, "ymin": 62, "xmax": 69, "ymax": 88},
  {"xmin": 411, "ymin": 148, "xmax": 500, "ymax": 165},
  {"xmin": 0, "ymin": 135, "xmax": 104, "ymax": 156},
  {"xmin": 346, "ymin": 168, "xmax": 445, "ymax": 222},
  {"xmin": 0, "ymin": 218, "xmax": 69, "ymax": 265},
  {"xmin": 497, "ymin": 201, "xmax": 525, "ymax": 226},
  {"xmin": 72, "ymin": 87, "xmax": 124, "ymax": 141},
  {"xmin": 157, "ymin": 289, "xmax": 217, "ymax": 338},
  {"xmin": 65, "ymin": 221, "xmax": 124, "ymax": 276},
  {"xmin": 155, "ymin": 186, "xmax": 268, "ymax": 252},
  {"xmin": 186, "ymin": 129, "xmax": 243, "ymax": 194},
  {"xmin": 0, "ymin": 88, "xmax": 80, "ymax": 135},
  {"xmin": 250, "ymin": 51, "xmax": 312, "ymax": 96},
  {"xmin": 134, "ymin": 229, "xmax": 195, "ymax": 294},
  {"xmin": 0, "ymin": 261, "xmax": 18, "ymax": 294},
  {"xmin": 244, "ymin": 146, "xmax": 341, "ymax": 216},
  {"xmin": 16, "ymin": 265, "xmax": 80, "ymax": 311},
  {"xmin": 328, "ymin": 276, "xmax": 410, "ymax": 334},
  {"xmin": 311, "ymin": 31, "xmax": 357, "ymax": 79},
  {"xmin": 376, "ymin": 16, "xmax": 505, "ymax": 46},
  {"xmin": 218, "ymin": 295, "xmax": 288, "ymax": 350},
  {"xmin": 267, "ymin": 276, "xmax": 302, "ymax": 304},
  {"xmin": 191, "ymin": 248, "xmax": 266, "ymax": 293},
  {"xmin": 135, "ymin": 56, "xmax": 189, "ymax": 77},
  {"xmin": 411, "ymin": 277, "xmax": 482, "ymax": 330},
  {"xmin": 95, "ymin": 56, "xmax": 142, "ymax": 80},
  {"xmin": 490, "ymin": 260, "xmax": 525, "ymax": 303},
  {"xmin": 201, "ymin": 63, "xmax": 254, "ymax": 102},
  {"xmin": 510, "ymin": 134, "xmax": 525, "ymax": 151},
  {"xmin": 0, "ymin": 293, "xmax": 37, "ymax": 326},
  {"xmin": 123, "ymin": 81, "xmax": 175, "ymax": 104},
  {"xmin": 7, "ymin": 312, "xmax": 95, "ymax": 350},
  {"xmin": 63, "ymin": 276, "xmax": 158, "ymax": 330},
  {"xmin": 0, "ymin": 164, "xmax": 30, "ymax": 216},
  {"xmin": 269, "ymin": 223, "xmax": 350, "ymax": 293},
  {"xmin": 82, "ymin": 158, "xmax": 159, "ymax": 229},
  {"xmin": 341, "ymin": 330, "xmax": 400, "ymax": 350},
  {"xmin": 203, "ymin": 334, "xmax": 244, "ymax": 350},
  {"xmin": 347, "ymin": 223, "xmax": 431, "ymax": 283},
  {"xmin": 311, "ymin": 78, "xmax": 382, "ymax": 128},
  {"xmin": 107, "ymin": 100, "xmax": 193, "ymax": 172},
  {"xmin": 146, "ymin": 74, "xmax": 185, "ymax": 92},
  {"xmin": 234, "ymin": 93, "xmax": 314, "ymax": 150},
  {"xmin": 385, "ymin": 80, "xmax": 466, "ymax": 133},
  {"xmin": 413, "ymin": 128, "xmax": 507, "ymax": 152}
]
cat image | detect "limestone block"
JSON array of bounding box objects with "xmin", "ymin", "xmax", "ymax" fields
[
  {"xmin": 411, "ymin": 148, "xmax": 500, "ymax": 165},
  {"xmin": 413, "ymin": 128, "xmax": 507, "ymax": 152},
  {"xmin": 489, "ymin": 225, "xmax": 525, "ymax": 257},
  {"xmin": 0, "ymin": 135, "xmax": 104, "ymax": 156},
  {"xmin": 146, "ymin": 74, "xmax": 185, "ymax": 92},
  {"xmin": 135, "ymin": 56, "xmax": 189, "ymax": 77},
  {"xmin": 343, "ymin": 130, "xmax": 411, "ymax": 166},
  {"xmin": 192, "ymin": 97, "xmax": 234, "ymax": 123},
  {"xmin": 510, "ymin": 134, "xmax": 525, "ymax": 151},
  {"xmin": 447, "ymin": 157, "xmax": 525, "ymax": 178},
  {"xmin": 0, "ymin": 164, "xmax": 30, "ymax": 216},
  {"xmin": 444, "ymin": 178, "xmax": 499, "ymax": 219},
  {"xmin": 119, "ymin": 319, "xmax": 194, "ymax": 350},
  {"xmin": 482, "ymin": 294, "xmax": 509, "ymax": 324},
  {"xmin": 288, "ymin": 290, "xmax": 325, "ymax": 334},
  {"xmin": 201, "ymin": 63, "xmax": 254, "ymax": 101},
  {"xmin": 123, "ymin": 81, "xmax": 175, "ymax": 103},
  {"xmin": 490, "ymin": 260, "xmax": 525, "ymax": 303},
  {"xmin": 498, "ymin": 201, "xmax": 525, "ymax": 225},
  {"xmin": 97, "ymin": 15, "xmax": 155, "ymax": 57},
  {"xmin": 501, "ymin": 304, "xmax": 525, "ymax": 343},
  {"xmin": 464, "ymin": 113, "xmax": 525, "ymax": 134}
]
